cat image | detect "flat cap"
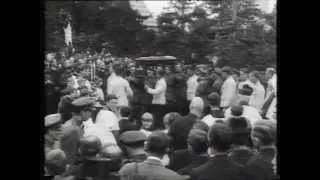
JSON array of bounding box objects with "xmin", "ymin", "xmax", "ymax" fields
[
  {"xmin": 188, "ymin": 129, "xmax": 208, "ymax": 146},
  {"xmin": 72, "ymin": 96, "xmax": 96, "ymax": 107},
  {"xmin": 252, "ymin": 120, "xmax": 277, "ymax": 143},
  {"xmin": 141, "ymin": 112, "xmax": 153, "ymax": 120},
  {"xmin": 119, "ymin": 131, "xmax": 147, "ymax": 145},
  {"xmin": 238, "ymin": 84, "xmax": 254, "ymax": 96},
  {"xmin": 207, "ymin": 92, "xmax": 220, "ymax": 106},
  {"xmin": 45, "ymin": 113, "xmax": 62, "ymax": 128},
  {"xmin": 221, "ymin": 66, "xmax": 233, "ymax": 74}
]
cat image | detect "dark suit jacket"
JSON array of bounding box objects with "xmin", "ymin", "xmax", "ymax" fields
[
  {"xmin": 129, "ymin": 77, "xmax": 152, "ymax": 105},
  {"xmin": 177, "ymin": 154, "xmax": 210, "ymax": 176},
  {"xmin": 119, "ymin": 119, "xmax": 140, "ymax": 135},
  {"xmin": 168, "ymin": 149, "xmax": 193, "ymax": 171},
  {"xmin": 190, "ymin": 154, "xmax": 248, "ymax": 180},
  {"xmin": 166, "ymin": 75, "xmax": 177, "ymax": 105},
  {"xmin": 60, "ymin": 124, "xmax": 83, "ymax": 165},
  {"xmin": 245, "ymin": 148, "xmax": 279, "ymax": 180},
  {"xmin": 119, "ymin": 157, "xmax": 187, "ymax": 180},
  {"xmin": 229, "ymin": 146, "xmax": 255, "ymax": 167},
  {"xmin": 169, "ymin": 113, "xmax": 198, "ymax": 150}
]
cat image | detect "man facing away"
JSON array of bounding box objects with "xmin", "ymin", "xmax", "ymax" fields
[
  {"xmin": 190, "ymin": 123, "xmax": 248, "ymax": 180},
  {"xmin": 119, "ymin": 131, "xmax": 187, "ymax": 180},
  {"xmin": 248, "ymin": 71, "xmax": 266, "ymax": 112},
  {"xmin": 146, "ymin": 69, "xmax": 167, "ymax": 130},
  {"xmin": 107, "ymin": 62, "xmax": 133, "ymax": 108},
  {"xmin": 169, "ymin": 97, "xmax": 204, "ymax": 151},
  {"xmin": 220, "ymin": 67, "xmax": 237, "ymax": 110}
]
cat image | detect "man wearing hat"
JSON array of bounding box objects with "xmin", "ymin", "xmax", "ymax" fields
[
  {"xmin": 246, "ymin": 120, "xmax": 278, "ymax": 179},
  {"xmin": 119, "ymin": 130, "xmax": 148, "ymax": 165},
  {"xmin": 60, "ymin": 96, "xmax": 96, "ymax": 165},
  {"xmin": 201, "ymin": 92, "xmax": 224, "ymax": 128},
  {"xmin": 220, "ymin": 66, "xmax": 237, "ymax": 109},
  {"xmin": 120, "ymin": 131, "xmax": 187, "ymax": 180},
  {"xmin": 129, "ymin": 68, "xmax": 151, "ymax": 121},
  {"xmin": 225, "ymin": 101, "xmax": 262, "ymax": 127},
  {"xmin": 45, "ymin": 114, "xmax": 63, "ymax": 154}
]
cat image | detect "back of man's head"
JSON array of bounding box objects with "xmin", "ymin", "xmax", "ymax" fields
[
  {"xmin": 188, "ymin": 129, "xmax": 208, "ymax": 155},
  {"xmin": 208, "ymin": 92, "xmax": 221, "ymax": 107},
  {"xmin": 100, "ymin": 144, "xmax": 123, "ymax": 161},
  {"xmin": 163, "ymin": 112, "xmax": 181, "ymax": 128},
  {"xmin": 45, "ymin": 149, "xmax": 67, "ymax": 175},
  {"xmin": 189, "ymin": 97, "xmax": 204, "ymax": 116},
  {"xmin": 208, "ymin": 123, "xmax": 232, "ymax": 152},
  {"xmin": 80, "ymin": 135, "xmax": 102, "ymax": 157},
  {"xmin": 252, "ymin": 120, "xmax": 277, "ymax": 146},
  {"xmin": 120, "ymin": 106, "xmax": 131, "ymax": 118},
  {"xmin": 145, "ymin": 131, "xmax": 170, "ymax": 157}
]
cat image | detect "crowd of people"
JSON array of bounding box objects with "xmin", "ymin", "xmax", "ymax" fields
[{"xmin": 44, "ymin": 49, "xmax": 278, "ymax": 180}]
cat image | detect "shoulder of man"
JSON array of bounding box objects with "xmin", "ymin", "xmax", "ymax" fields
[{"xmin": 119, "ymin": 162, "xmax": 138, "ymax": 176}]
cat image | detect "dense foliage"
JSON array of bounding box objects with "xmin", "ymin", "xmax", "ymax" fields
[{"xmin": 44, "ymin": 0, "xmax": 276, "ymax": 69}]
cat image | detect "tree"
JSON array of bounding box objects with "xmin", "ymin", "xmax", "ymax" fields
[{"xmin": 44, "ymin": 1, "xmax": 152, "ymax": 57}]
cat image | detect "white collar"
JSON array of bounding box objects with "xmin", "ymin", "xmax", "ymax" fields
[{"xmin": 147, "ymin": 156, "xmax": 162, "ymax": 162}]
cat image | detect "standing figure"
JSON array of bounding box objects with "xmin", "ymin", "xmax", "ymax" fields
[
  {"xmin": 248, "ymin": 71, "xmax": 266, "ymax": 112},
  {"xmin": 220, "ymin": 67, "xmax": 237, "ymax": 109},
  {"xmin": 146, "ymin": 68, "xmax": 167, "ymax": 130},
  {"xmin": 107, "ymin": 62, "xmax": 133, "ymax": 108}
]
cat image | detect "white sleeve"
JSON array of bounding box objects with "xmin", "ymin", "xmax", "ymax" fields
[
  {"xmin": 124, "ymin": 80, "xmax": 133, "ymax": 97},
  {"xmin": 221, "ymin": 81, "xmax": 236, "ymax": 107},
  {"xmin": 147, "ymin": 80, "xmax": 165, "ymax": 95}
]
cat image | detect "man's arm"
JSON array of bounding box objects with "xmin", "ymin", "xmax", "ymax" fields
[
  {"xmin": 124, "ymin": 80, "xmax": 133, "ymax": 98},
  {"xmin": 147, "ymin": 80, "xmax": 166, "ymax": 95},
  {"xmin": 220, "ymin": 81, "xmax": 235, "ymax": 108}
]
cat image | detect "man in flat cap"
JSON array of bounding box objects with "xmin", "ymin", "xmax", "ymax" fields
[
  {"xmin": 119, "ymin": 130, "xmax": 148, "ymax": 165},
  {"xmin": 60, "ymin": 96, "xmax": 96, "ymax": 165},
  {"xmin": 120, "ymin": 131, "xmax": 187, "ymax": 180},
  {"xmin": 246, "ymin": 120, "xmax": 278, "ymax": 179},
  {"xmin": 45, "ymin": 114, "xmax": 63, "ymax": 154}
]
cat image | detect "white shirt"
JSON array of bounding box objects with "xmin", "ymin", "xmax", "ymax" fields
[
  {"xmin": 82, "ymin": 118, "xmax": 94, "ymax": 132},
  {"xmin": 84, "ymin": 123, "xmax": 117, "ymax": 145},
  {"xmin": 265, "ymin": 75, "xmax": 277, "ymax": 120},
  {"xmin": 140, "ymin": 129, "xmax": 152, "ymax": 137},
  {"xmin": 187, "ymin": 74, "xmax": 199, "ymax": 101},
  {"xmin": 220, "ymin": 76, "xmax": 237, "ymax": 108},
  {"xmin": 95, "ymin": 87, "xmax": 104, "ymax": 101},
  {"xmin": 95, "ymin": 109, "xmax": 120, "ymax": 131},
  {"xmin": 249, "ymin": 81, "xmax": 266, "ymax": 111},
  {"xmin": 201, "ymin": 114, "xmax": 216, "ymax": 127},
  {"xmin": 224, "ymin": 105, "xmax": 262, "ymax": 126},
  {"xmin": 107, "ymin": 74, "xmax": 133, "ymax": 107},
  {"xmin": 147, "ymin": 77, "xmax": 167, "ymax": 105}
]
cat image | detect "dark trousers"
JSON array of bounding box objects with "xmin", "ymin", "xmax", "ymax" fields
[{"xmin": 150, "ymin": 104, "xmax": 166, "ymax": 130}]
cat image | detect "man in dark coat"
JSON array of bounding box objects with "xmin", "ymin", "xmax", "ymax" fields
[
  {"xmin": 165, "ymin": 63, "xmax": 188, "ymax": 116},
  {"xmin": 177, "ymin": 129, "xmax": 209, "ymax": 175},
  {"xmin": 129, "ymin": 69, "xmax": 152, "ymax": 120},
  {"xmin": 190, "ymin": 123, "xmax": 248, "ymax": 180},
  {"xmin": 60, "ymin": 97, "xmax": 96, "ymax": 165},
  {"xmin": 120, "ymin": 131, "xmax": 187, "ymax": 180},
  {"xmin": 119, "ymin": 131, "xmax": 148, "ymax": 166},
  {"xmin": 245, "ymin": 120, "xmax": 279, "ymax": 180},
  {"xmin": 169, "ymin": 97, "xmax": 204, "ymax": 151}
]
